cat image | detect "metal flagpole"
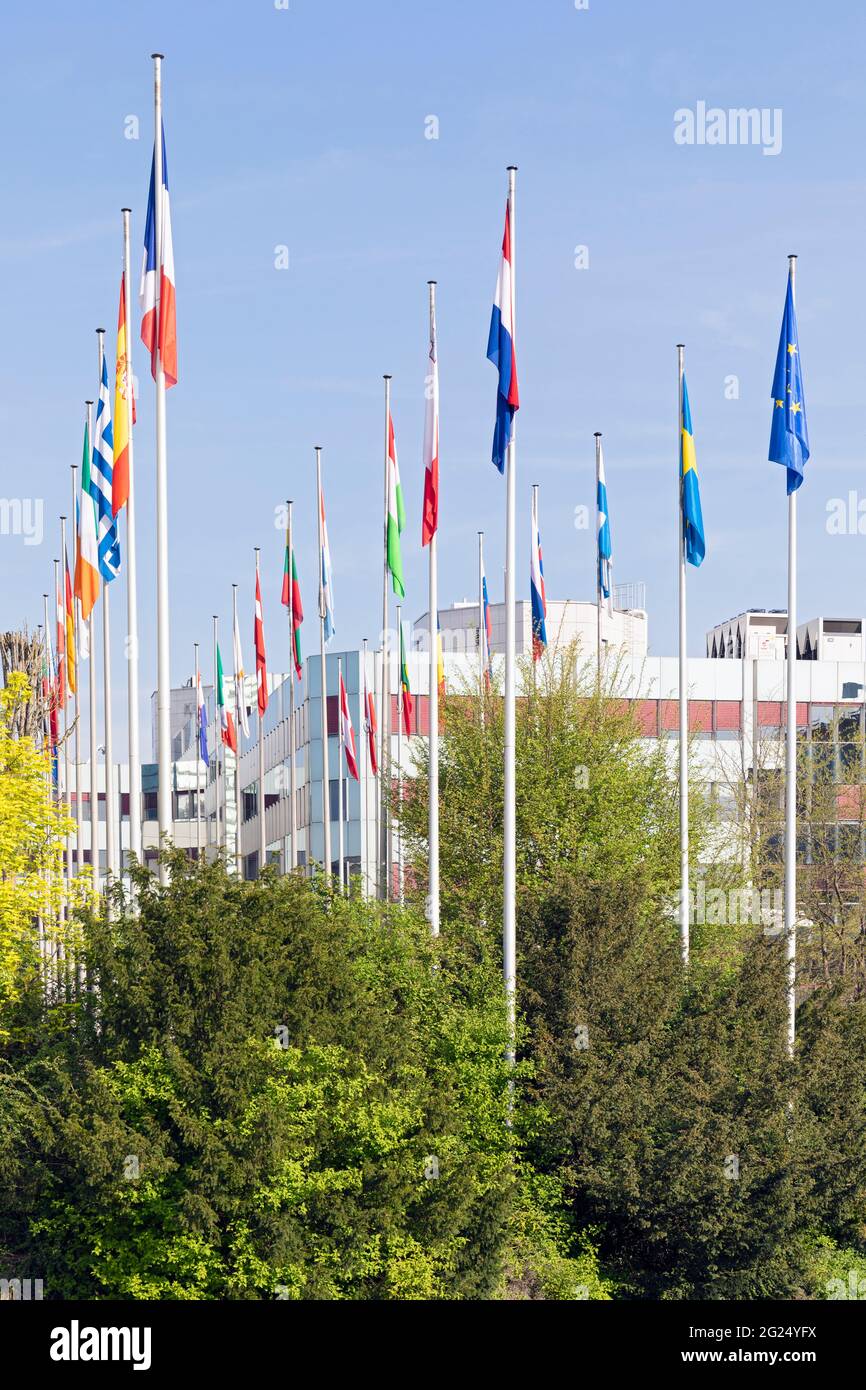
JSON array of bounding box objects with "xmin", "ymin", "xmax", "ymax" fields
[
  {"xmin": 785, "ymin": 253, "xmax": 798, "ymax": 1057},
  {"xmin": 97, "ymin": 328, "xmax": 117, "ymax": 891},
  {"xmin": 194, "ymin": 642, "xmax": 202, "ymax": 860},
  {"xmin": 426, "ymin": 281, "xmax": 440, "ymax": 938},
  {"xmin": 232, "ymin": 583, "xmax": 243, "ymax": 878},
  {"xmin": 316, "ymin": 448, "xmax": 331, "ymax": 881},
  {"xmin": 363, "ymin": 636, "xmax": 372, "ymax": 896},
  {"xmin": 337, "ymin": 656, "xmax": 345, "ymax": 890},
  {"xmin": 254, "ymin": 552, "xmax": 266, "ymax": 875},
  {"xmin": 58, "ymin": 539, "xmax": 72, "ymax": 886},
  {"xmin": 396, "ymin": 605, "xmax": 404, "ymax": 907},
  {"xmin": 121, "ymin": 208, "xmax": 142, "ymax": 874},
  {"xmin": 677, "ymin": 348, "xmax": 689, "ymax": 966},
  {"xmin": 71, "ymin": 464, "xmax": 84, "ymax": 874},
  {"xmin": 478, "ymin": 531, "xmax": 485, "ymax": 703},
  {"xmin": 42, "ymin": 597, "xmax": 57, "ymax": 991},
  {"xmin": 503, "ymin": 166, "xmax": 518, "ymax": 1067},
  {"xmin": 287, "ymin": 499, "xmax": 297, "ymax": 872},
  {"xmin": 595, "ymin": 433, "xmax": 603, "ymax": 688},
  {"xmin": 86, "ymin": 400, "xmax": 100, "ymax": 894},
  {"xmin": 152, "ymin": 53, "xmax": 172, "ymax": 884},
  {"xmin": 213, "ymin": 615, "xmax": 222, "ymax": 862},
  {"xmin": 380, "ymin": 376, "xmax": 391, "ymax": 901}
]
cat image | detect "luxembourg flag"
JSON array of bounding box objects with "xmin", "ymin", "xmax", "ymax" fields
[
  {"xmin": 486, "ymin": 200, "xmax": 519, "ymax": 473},
  {"xmin": 140, "ymin": 121, "xmax": 177, "ymax": 387},
  {"xmin": 339, "ymin": 670, "xmax": 359, "ymax": 781},
  {"xmin": 530, "ymin": 487, "xmax": 547, "ymax": 661},
  {"xmin": 597, "ymin": 437, "xmax": 613, "ymax": 614},
  {"xmin": 320, "ymin": 481, "xmax": 335, "ymax": 642},
  {"xmin": 197, "ymin": 668, "xmax": 209, "ymax": 767}
]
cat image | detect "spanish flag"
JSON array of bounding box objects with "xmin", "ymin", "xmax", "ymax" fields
[
  {"xmin": 681, "ymin": 375, "xmax": 705, "ymax": 567},
  {"xmin": 112, "ymin": 272, "xmax": 135, "ymax": 515}
]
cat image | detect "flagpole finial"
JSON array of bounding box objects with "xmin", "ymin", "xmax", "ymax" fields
[
  {"xmin": 96, "ymin": 327, "xmax": 105, "ymax": 336},
  {"xmin": 676, "ymin": 343, "xmax": 685, "ymax": 349},
  {"xmin": 788, "ymin": 252, "xmax": 797, "ymax": 260},
  {"xmin": 151, "ymin": 52, "xmax": 165, "ymax": 60},
  {"xmin": 121, "ymin": 206, "xmax": 131, "ymax": 214},
  {"xmin": 593, "ymin": 431, "xmax": 602, "ymax": 438},
  {"xmin": 427, "ymin": 280, "xmax": 437, "ymax": 286},
  {"xmin": 85, "ymin": 399, "xmax": 93, "ymax": 406},
  {"xmin": 383, "ymin": 374, "xmax": 391, "ymax": 381},
  {"xmin": 507, "ymin": 164, "xmax": 518, "ymax": 171}
]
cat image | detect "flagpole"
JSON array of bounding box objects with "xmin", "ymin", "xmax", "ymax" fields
[
  {"xmin": 396, "ymin": 604, "xmax": 404, "ymax": 907},
  {"xmin": 121, "ymin": 207, "xmax": 142, "ymax": 875},
  {"xmin": 503, "ymin": 165, "xmax": 518, "ymax": 1068},
  {"xmin": 316, "ymin": 448, "xmax": 332, "ymax": 882},
  {"xmin": 380, "ymin": 375, "xmax": 391, "ymax": 901},
  {"xmin": 58, "ymin": 529, "xmax": 72, "ymax": 886},
  {"xmin": 785, "ymin": 253, "xmax": 798, "ymax": 1057},
  {"xmin": 425, "ymin": 281, "xmax": 440, "ymax": 938},
  {"xmin": 677, "ymin": 347, "xmax": 689, "ymax": 967},
  {"xmin": 194, "ymin": 642, "xmax": 202, "ymax": 860},
  {"xmin": 85, "ymin": 399, "xmax": 99, "ymax": 894},
  {"xmin": 254, "ymin": 550, "xmax": 266, "ymax": 875},
  {"xmin": 96, "ymin": 328, "xmax": 117, "ymax": 891},
  {"xmin": 215, "ymin": 614, "xmax": 225, "ymax": 862},
  {"xmin": 363, "ymin": 636, "xmax": 372, "ymax": 896},
  {"xmin": 232, "ymin": 583, "xmax": 243, "ymax": 878},
  {"xmin": 337, "ymin": 656, "xmax": 345, "ymax": 891},
  {"xmin": 42, "ymin": 594, "xmax": 57, "ymax": 991},
  {"xmin": 151, "ymin": 53, "xmax": 171, "ymax": 883},
  {"xmin": 71, "ymin": 463, "xmax": 83, "ymax": 874},
  {"xmin": 287, "ymin": 499, "xmax": 297, "ymax": 873},
  {"xmin": 595, "ymin": 433, "xmax": 603, "ymax": 687}
]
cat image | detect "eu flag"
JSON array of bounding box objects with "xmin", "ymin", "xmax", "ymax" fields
[{"xmin": 769, "ymin": 270, "xmax": 809, "ymax": 494}]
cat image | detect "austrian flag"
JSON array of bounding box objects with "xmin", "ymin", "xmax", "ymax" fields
[{"xmin": 339, "ymin": 671, "xmax": 359, "ymax": 781}]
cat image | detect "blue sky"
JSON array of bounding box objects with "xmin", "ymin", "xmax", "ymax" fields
[{"xmin": 2, "ymin": 0, "xmax": 866, "ymax": 746}]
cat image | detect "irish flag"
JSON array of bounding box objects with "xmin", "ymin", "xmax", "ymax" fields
[
  {"xmin": 74, "ymin": 418, "xmax": 100, "ymax": 620},
  {"xmin": 387, "ymin": 410, "xmax": 405, "ymax": 597},
  {"xmin": 217, "ymin": 643, "xmax": 237, "ymax": 751}
]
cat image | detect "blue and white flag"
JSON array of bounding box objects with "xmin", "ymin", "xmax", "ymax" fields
[
  {"xmin": 530, "ymin": 488, "xmax": 547, "ymax": 661},
  {"xmin": 596, "ymin": 438, "xmax": 613, "ymax": 613},
  {"xmin": 90, "ymin": 353, "xmax": 120, "ymax": 581},
  {"xmin": 197, "ymin": 668, "xmax": 209, "ymax": 767}
]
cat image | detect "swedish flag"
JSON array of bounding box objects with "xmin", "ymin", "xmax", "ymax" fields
[
  {"xmin": 681, "ymin": 375, "xmax": 705, "ymax": 567},
  {"xmin": 769, "ymin": 270, "xmax": 809, "ymax": 493}
]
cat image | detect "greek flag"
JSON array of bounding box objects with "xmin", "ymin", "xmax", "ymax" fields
[{"xmin": 90, "ymin": 353, "xmax": 120, "ymax": 581}]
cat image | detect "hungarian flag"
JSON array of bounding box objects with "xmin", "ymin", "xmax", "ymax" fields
[
  {"xmin": 112, "ymin": 271, "xmax": 135, "ymax": 514},
  {"xmin": 254, "ymin": 560, "xmax": 268, "ymax": 717},
  {"xmin": 217, "ymin": 643, "xmax": 237, "ymax": 751},
  {"xmin": 364, "ymin": 664, "xmax": 377, "ymax": 776},
  {"xmin": 281, "ymin": 530, "xmax": 304, "ymax": 680},
  {"xmin": 74, "ymin": 418, "xmax": 100, "ymax": 620},
  {"xmin": 399, "ymin": 621, "xmax": 414, "ymax": 738},
  {"xmin": 339, "ymin": 670, "xmax": 359, "ymax": 781},
  {"xmin": 386, "ymin": 411, "xmax": 405, "ymax": 597},
  {"xmin": 140, "ymin": 121, "xmax": 177, "ymax": 387},
  {"xmin": 64, "ymin": 549, "xmax": 76, "ymax": 696},
  {"xmin": 55, "ymin": 570, "xmax": 66, "ymax": 709},
  {"xmin": 422, "ymin": 294, "xmax": 439, "ymax": 545},
  {"xmin": 233, "ymin": 602, "xmax": 250, "ymax": 739}
]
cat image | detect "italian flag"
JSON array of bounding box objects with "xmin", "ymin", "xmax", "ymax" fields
[
  {"xmin": 281, "ymin": 538, "xmax": 304, "ymax": 681},
  {"xmin": 74, "ymin": 419, "xmax": 100, "ymax": 620},
  {"xmin": 217, "ymin": 642, "xmax": 237, "ymax": 751},
  {"xmin": 387, "ymin": 410, "xmax": 405, "ymax": 597}
]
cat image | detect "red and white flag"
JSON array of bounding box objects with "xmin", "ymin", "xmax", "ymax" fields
[
  {"xmin": 340, "ymin": 671, "xmax": 359, "ymax": 781},
  {"xmin": 140, "ymin": 121, "xmax": 177, "ymax": 387},
  {"xmin": 363, "ymin": 665, "xmax": 377, "ymax": 776},
  {"xmin": 422, "ymin": 290, "xmax": 439, "ymax": 546},
  {"xmin": 254, "ymin": 558, "xmax": 268, "ymax": 716}
]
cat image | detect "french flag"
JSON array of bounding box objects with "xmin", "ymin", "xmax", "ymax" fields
[
  {"xmin": 530, "ymin": 487, "xmax": 547, "ymax": 662},
  {"xmin": 486, "ymin": 201, "xmax": 519, "ymax": 473},
  {"xmin": 140, "ymin": 121, "xmax": 177, "ymax": 388}
]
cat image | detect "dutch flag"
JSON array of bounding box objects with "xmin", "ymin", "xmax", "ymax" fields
[{"xmin": 487, "ymin": 200, "xmax": 519, "ymax": 473}]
